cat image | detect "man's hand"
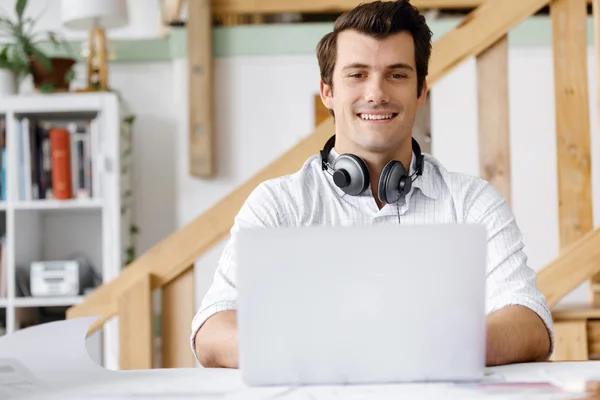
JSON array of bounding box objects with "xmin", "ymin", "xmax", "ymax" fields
[
  {"xmin": 194, "ymin": 310, "xmax": 239, "ymax": 368},
  {"xmin": 486, "ymin": 305, "xmax": 551, "ymax": 366}
]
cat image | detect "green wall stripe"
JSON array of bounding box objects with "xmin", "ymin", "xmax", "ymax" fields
[{"xmin": 33, "ymin": 15, "xmax": 595, "ymax": 63}]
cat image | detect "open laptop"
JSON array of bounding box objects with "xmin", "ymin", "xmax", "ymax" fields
[{"xmin": 236, "ymin": 224, "xmax": 488, "ymax": 386}]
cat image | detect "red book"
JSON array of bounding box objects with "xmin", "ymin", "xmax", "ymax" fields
[{"xmin": 49, "ymin": 127, "xmax": 72, "ymax": 199}]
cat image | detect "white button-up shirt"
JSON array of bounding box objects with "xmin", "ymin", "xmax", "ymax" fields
[{"xmin": 190, "ymin": 148, "xmax": 554, "ymax": 361}]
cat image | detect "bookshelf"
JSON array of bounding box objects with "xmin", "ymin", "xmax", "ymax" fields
[{"xmin": 0, "ymin": 92, "xmax": 124, "ymax": 370}]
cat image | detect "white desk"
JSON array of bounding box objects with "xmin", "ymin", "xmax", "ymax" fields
[
  {"xmin": 25, "ymin": 362, "xmax": 600, "ymax": 399},
  {"xmin": 1, "ymin": 317, "xmax": 599, "ymax": 399}
]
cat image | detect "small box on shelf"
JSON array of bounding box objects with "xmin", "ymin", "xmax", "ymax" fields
[{"xmin": 13, "ymin": 210, "xmax": 104, "ymax": 298}]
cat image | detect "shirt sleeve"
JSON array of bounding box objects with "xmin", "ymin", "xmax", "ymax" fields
[
  {"xmin": 465, "ymin": 181, "xmax": 555, "ymax": 359},
  {"xmin": 190, "ymin": 182, "xmax": 288, "ymax": 363}
]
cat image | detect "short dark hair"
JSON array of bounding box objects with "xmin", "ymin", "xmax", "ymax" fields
[{"xmin": 316, "ymin": 0, "xmax": 432, "ymax": 96}]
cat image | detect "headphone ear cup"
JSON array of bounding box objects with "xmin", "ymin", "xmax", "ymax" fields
[
  {"xmin": 332, "ymin": 154, "xmax": 370, "ymax": 195},
  {"xmin": 378, "ymin": 160, "xmax": 410, "ymax": 204}
]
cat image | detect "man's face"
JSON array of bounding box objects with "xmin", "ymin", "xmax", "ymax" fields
[{"xmin": 320, "ymin": 30, "xmax": 427, "ymax": 154}]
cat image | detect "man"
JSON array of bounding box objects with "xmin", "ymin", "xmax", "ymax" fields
[{"xmin": 191, "ymin": 0, "xmax": 554, "ymax": 369}]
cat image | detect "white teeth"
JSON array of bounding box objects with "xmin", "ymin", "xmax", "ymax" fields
[{"xmin": 360, "ymin": 114, "xmax": 394, "ymax": 120}]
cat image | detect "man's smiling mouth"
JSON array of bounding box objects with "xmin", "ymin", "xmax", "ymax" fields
[{"xmin": 357, "ymin": 113, "xmax": 398, "ymax": 121}]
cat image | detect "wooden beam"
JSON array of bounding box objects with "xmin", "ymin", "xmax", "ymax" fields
[
  {"xmin": 68, "ymin": 0, "xmax": 555, "ymax": 334},
  {"xmin": 550, "ymin": 0, "xmax": 594, "ymax": 301},
  {"xmin": 476, "ymin": 36, "xmax": 511, "ymax": 204},
  {"xmin": 189, "ymin": 0, "xmax": 214, "ymax": 177},
  {"xmin": 118, "ymin": 275, "xmax": 154, "ymax": 370},
  {"xmin": 537, "ymin": 228, "xmax": 600, "ymax": 308},
  {"xmin": 591, "ymin": 0, "xmax": 600, "ymax": 305},
  {"xmin": 161, "ymin": 267, "xmax": 195, "ymax": 368}
]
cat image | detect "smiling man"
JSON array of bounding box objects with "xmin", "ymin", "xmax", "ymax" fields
[{"xmin": 191, "ymin": 0, "xmax": 554, "ymax": 369}]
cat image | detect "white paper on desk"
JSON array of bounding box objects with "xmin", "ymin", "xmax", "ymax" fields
[
  {"xmin": 0, "ymin": 316, "xmax": 117, "ymax": 398},
  {"xmin": 487, "ymin": 361, "xmax": 600, "ymax": 386},
  {"xmin": 0, "ymin": 316, "xmax": 248, "ymax": 399},
  {"xmin": 48, "ymin": 367, "xmax": 246, "ymax": 399},
  {"xmin": 0, "ymin": 358, "xmax": 49, "ymax": 399}
]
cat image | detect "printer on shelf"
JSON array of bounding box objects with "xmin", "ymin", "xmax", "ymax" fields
[{"xmin": 29, "ymin": 258, "xmax": 98, "ymax": 297}]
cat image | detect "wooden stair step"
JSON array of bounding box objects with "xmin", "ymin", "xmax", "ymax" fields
[
  {"xmin": 550, "ymin": 304, "xmax": 600, "ymax": 361},
  {"xmin": 551, "ymin": 304, "xmax": 600, "ymax": 321}
]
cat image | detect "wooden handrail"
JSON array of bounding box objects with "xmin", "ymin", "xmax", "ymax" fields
[
  {"xmin": 67, "ymin": 0, "xmax": 553, "ymax": 335},
  {"xmin": 537, "ymin": 228, "xmax": 600, "ymax": 308}
]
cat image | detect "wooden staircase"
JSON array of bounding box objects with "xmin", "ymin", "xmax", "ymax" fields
[{"xmin": 67, "ymin": 0, "xmax": 600, "ymax": 368}]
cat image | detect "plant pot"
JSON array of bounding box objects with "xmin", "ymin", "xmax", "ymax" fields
[
  {"xmin": 29, "ymin": 56, "xmax": 75, "ymax": 92},
  {"xmin": 0, "ymin": 69, "xmax": 18, "ymax": 95}
]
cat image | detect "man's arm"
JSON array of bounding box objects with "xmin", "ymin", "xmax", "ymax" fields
[
  {"xmin": 464, "ymin": 180, "xmax": 554, "ymax": 365},
  {"xmin": 486, "ymin": 305, "xmax": 551, "ymax": 366},
  {"xmin": 194, "ymin": 310, "xmax": 238, "ymax": 368}
]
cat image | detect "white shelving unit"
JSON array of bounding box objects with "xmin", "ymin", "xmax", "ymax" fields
[{"xmin": 0, "ymin": 92, "xmax": 123, "ymax": 369}]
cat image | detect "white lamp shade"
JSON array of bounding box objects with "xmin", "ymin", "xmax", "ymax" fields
[{"xmin": 61, "ymin": 0, "xmax": 129, "ymax": 30}]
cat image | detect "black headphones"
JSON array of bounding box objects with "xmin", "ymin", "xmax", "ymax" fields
[{"xmin": 320, "ymin": 135, "xmax": 425, "ymax": 204}]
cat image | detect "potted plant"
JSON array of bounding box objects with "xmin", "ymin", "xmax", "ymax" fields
[{"xmin": 0, "ymin": 0, "xmax": 76, "ymax": 93}]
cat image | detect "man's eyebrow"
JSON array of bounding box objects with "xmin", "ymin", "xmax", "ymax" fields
[
  {"xmin": 388, "ymin": 63, "xmax": 414, "ymax": 71},
  {"xmin": 342, "ymin": 63, "xmax": 370, "ymax": 70},
  {"xmin": 341, "ymin": 63, "xmax": 415, "ymax": 71}
]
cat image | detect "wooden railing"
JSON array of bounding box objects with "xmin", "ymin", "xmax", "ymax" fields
[{"xmin": 67, "ymin": 0, "xmax": 600, "ymax": 368}]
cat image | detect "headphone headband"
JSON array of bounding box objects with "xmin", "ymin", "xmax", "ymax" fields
[{"xmin": 320, "ymin": 135, "xmax": 337, "ymax": 172}]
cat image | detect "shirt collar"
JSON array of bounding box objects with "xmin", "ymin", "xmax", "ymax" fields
[{"xmin": 327, "ymin": 146, "xmax": 439, "ymax": 200}]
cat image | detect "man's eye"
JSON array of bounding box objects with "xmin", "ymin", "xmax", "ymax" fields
[
  {"xmin": 349, "ymin": 73, "xmax": 363, "ymax": 78},
  {"xmin": 392, "ymin": 73, "xmax": 407, "ymax": 79}
]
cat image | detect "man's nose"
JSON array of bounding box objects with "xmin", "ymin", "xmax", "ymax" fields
[{"xmin": 364, "ymin": 77, "xmax": 390, "ymax": 104}]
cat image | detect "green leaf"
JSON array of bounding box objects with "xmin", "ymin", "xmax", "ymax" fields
[
  {"xmin": 39, "ymin": 81, "xmax": 53, "ymax": 93},
  {"xmin": 130, "ymin": 225, "xmax": 140, "ymax": 235},
  {"xmin": 15, "ymin": 0, "xmax": 26, "ymax": 20}
]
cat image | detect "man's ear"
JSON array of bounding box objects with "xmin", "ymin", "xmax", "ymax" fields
[{"xmin": 319, "ymin": 79, "xmax": 334, "ymax": 110}]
